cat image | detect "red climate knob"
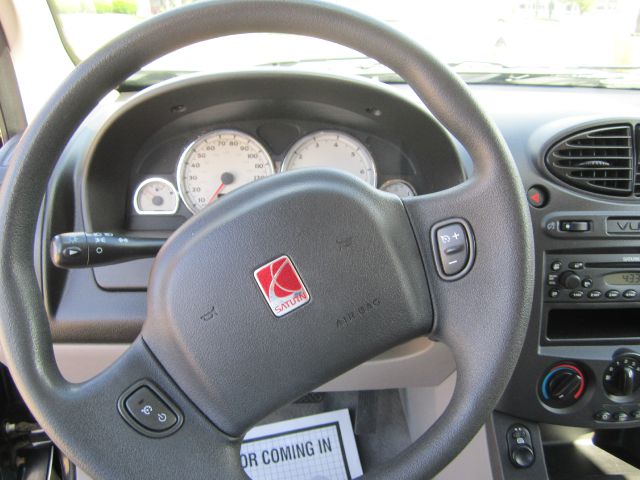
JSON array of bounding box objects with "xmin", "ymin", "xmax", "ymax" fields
[{"xmin": 540, "ymin": 364, "xmax": 586, "ymax": 408}]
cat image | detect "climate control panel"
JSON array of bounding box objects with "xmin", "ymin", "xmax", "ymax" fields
[
  {"xmin": 534, "ymin": 354, "xmax": 640, "ymax": 427},
  {"xmin": 545, "ymin": 253, "xmax": 640, "ymax": 302}
]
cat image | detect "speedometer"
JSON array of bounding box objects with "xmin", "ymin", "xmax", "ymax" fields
[
  {"xmin": 177, "ymin": 129, "xmax": 274, "ymax": 214},
  {"xmin": 281, "ymin": 131, "xmax": 377, "ymax": 187}
]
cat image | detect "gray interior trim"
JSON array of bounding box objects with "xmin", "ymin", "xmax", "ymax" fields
[
  {"xmin": 0, "ymin": 22, "xmax": 26, "ymax": 142},
  {"xmin": 0, "ymin": 339, "xmax": 455, "ymax": 391}
]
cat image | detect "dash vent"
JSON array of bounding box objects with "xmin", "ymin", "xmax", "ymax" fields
[
  {"xmin": 635, "ymin": 125, "xmax": 640, "ymax": 197},
  {"xmin": 545, "ymin": 125, "xmax": 634, "ymax": 196}
]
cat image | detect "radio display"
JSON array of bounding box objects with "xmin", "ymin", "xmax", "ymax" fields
[{"xmin": 604, "ymin": 272, "xmax": 640, "ymax": 285}]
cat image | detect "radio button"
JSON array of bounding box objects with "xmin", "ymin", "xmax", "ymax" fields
[
  {"xmin": 568, "ymin": 262, "xmax": 585, "ymax": 270},
  {"xmin": 550, "ymin": 261, "xmax": 562, "ymax": 272},
  {"xmin": 588, "ymin": 290, "xmax": 602, "ymax": 299},
  {"xmin": 606, "ymin": 290, "xmax": 621, "ymax": 299},
  {"xmin": 549, "ymin": 289, "xmax": 559, "ymax": 299},
  {"xmin": 559, "ymin": 272, "xmax": 581, "ymax": 290},
  {"xmin": 623, "ymin": 289, "xmax": 637, "ymax": 299},
  {"xmin": 582, "ymin": 278, "xmax": 593, "ymax": 288},
  {"xmin": 569, "ymin": 290, "xmax": 584, "ymax": 299}
]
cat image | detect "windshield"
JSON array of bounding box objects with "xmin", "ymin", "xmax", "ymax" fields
[{"xmin": 49, "ymin": 0, "xmax": 640, "ymax": 88}]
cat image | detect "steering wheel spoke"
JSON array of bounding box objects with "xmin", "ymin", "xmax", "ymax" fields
[
  {"xmin": 33, "ymin": 339, "xmax": 245, "ymax": 479},
  {"xmin": 405, "ymin": 172, "xmax": 534, "ymax": 398}
]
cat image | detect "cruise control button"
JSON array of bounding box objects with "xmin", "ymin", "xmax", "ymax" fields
[
  {"xmin": 124, "ymin": 386, "xmax": 177, "ymax": 432},
  {"xmin": 588, "ymin": 290, "xmax": 602, "ymax": 299},
  {"xmin": 569, "ymin": 290, "xmax": 584, "ymax": 299},
  {"xmin": 435, "ymin": 223, "xmax": 469, "ymax": 277},
  {"xmin": 623, "ymin": 289, "xmax": 637, "ymax": 299},
  {"xmin": 444, "ymin": 244, "xmax": 464, "ymax": 255},
  {"xmin": 606, "ymin": 290, "xmax": 621, "ymax": 299}
]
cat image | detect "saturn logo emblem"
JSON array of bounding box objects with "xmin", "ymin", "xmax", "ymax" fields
[{"xmin": 253, "ymin": 255, "xmax": 310, "ymax": 317}]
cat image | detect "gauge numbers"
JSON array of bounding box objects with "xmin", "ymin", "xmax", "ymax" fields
[
  {"xmin": 380, "ymin": 179, "xmax": 417, "ymax": 198},
  {"xmin": 281, "ymin": 131, "xmax": 377, "ymax": 187},
  {"xmin": 134, "ymin": 178, "xmax": 179, "ymax": 215},
  {"xmin": 177, "ymin": 130, "xmax": 274, "ymax": 214}
]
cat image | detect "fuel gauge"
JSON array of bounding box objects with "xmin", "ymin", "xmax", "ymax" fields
[
  {"xmin": 134, "ymin": 178, "xmax": 179, "ymax": 215},
  {"xmin": 380, "ymin": 179, "xmax": 416, "ymax": 198}
]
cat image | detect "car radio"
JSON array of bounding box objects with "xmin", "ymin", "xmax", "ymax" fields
[{"xmin": 545, "ymin": 253, "xmax": 640, "ymax": 303}]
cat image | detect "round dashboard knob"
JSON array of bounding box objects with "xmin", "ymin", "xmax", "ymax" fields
[
  {"xmin": 559, "ymin": 271, "xmax": 581, "ymax": 290},
  {"xmin": 604, "ymin": 355, "xmax": 640, "ymax": 398},
  {"xmin": 540, "ymin": 363, "xmax": 586, "ymax": 408},
  {"xmin": 511, "ymin": 445, "xmax": 535, "ymax": 469}
]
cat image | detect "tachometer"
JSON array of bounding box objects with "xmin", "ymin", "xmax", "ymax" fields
[
  {"xmin": 281, "ymin": 131, "xmax": 377, "ymax": 187},
  {"xmin": 177, "ymin": 130, "xmax": 274, "ymax": 214}
]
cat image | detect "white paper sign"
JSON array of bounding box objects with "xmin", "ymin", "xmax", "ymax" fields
[{"xmin": 241, "ymin": 409, "xmax": 363, "ymax": 480}]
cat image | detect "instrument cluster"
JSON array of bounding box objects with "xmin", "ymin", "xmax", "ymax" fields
[{"xmin": 133, "ymin": 128, "xmax": 417, "ymax": 216}]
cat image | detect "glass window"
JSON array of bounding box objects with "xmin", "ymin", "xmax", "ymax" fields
[{"xmin": 48, "ymin": 0, "xmax": 640, "ymax": 88}]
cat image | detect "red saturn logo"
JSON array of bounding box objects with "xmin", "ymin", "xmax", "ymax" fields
[{"xmin": 254, "ymin": 255, "xmax": 310, "ymax": 317}]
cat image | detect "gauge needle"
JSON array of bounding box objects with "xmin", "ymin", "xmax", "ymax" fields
[{"xmin": 207, "ymin": 183, "xmax": 225, "ymax": 204}]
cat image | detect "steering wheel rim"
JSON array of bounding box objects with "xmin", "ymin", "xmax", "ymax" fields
[{"xmin": 0, "ymin": 1, "xmax": 534, "ymax": 478}]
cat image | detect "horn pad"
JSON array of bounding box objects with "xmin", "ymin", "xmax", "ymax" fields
[{"xmin": 143, "ymin": 169, "xmax": 432, "ymax": 436}]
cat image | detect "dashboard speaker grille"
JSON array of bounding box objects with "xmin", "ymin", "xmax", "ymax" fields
[{"xmin": 545, "ymin": 125, "xmax": 634, "ymax": 196}]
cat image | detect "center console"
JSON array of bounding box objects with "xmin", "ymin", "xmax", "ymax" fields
[
  {"xmin": 499, "ymin": 217, "xmax": 640, "ymax": 430},
  {"xmin": 497, "ymin": 121, "xmax": 640, "ymax": 433},
  {"xmin": 488, "ymin": 120, "xmax": 640, "ymax": 478}
]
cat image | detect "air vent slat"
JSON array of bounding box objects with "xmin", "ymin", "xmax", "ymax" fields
[
  {"xmin": 585, "ymin": 136, "xmax": 631, "ymax": 139},
  {"xmin": 553, "ymin": 166, "xmax": 631, "ymax": 170},
  {"xmin": 554, "ymin": 158, "xmax": 630, "ymax": 161},
  {"xmin": 545, "ymin": 124, "xmax": 634, "ymax": 197},
  {"xmin": 563, "ymin": 145, "xmax": 631, "ymax": 149}
]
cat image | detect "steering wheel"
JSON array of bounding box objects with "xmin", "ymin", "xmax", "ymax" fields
[{"xmin": 0, "ymin": 1, "xmax": 534, "ymax": 478}]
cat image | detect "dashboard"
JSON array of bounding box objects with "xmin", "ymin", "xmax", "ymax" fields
[
  {"xmin": 68, "ymin": 71, "xmax": 463, "ymax": 291},
  {"xmin": 89, "ymin": 72, "xmax": 461, "ymax": 231},
  {"xmin": 34, "ymin": 68, "xmax": 640, "ymax": 440}
]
